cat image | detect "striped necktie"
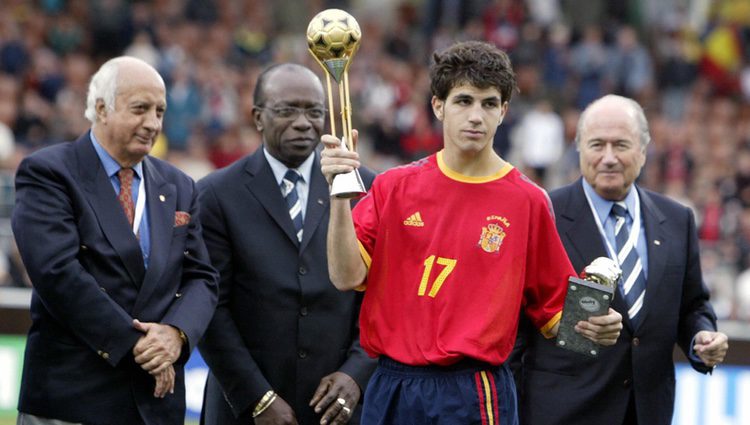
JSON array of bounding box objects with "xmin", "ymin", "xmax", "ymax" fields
[
  {"xmin": 611, "ymin": 202, "xmax": 646, "ymax": 327},
  {"xmin": 282, "ymin": 169, "xmax": 304, "ymax": 242}
]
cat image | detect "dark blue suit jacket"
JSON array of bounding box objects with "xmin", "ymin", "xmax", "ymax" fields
[
  {"xmin": 513, "ymin": 179, "xmax": 717, "ymax": 425},
  {"xmin": 197, "ymin": 149, "xmax": 376, "ymax": 425},
  {"xmin": 11, "ymin": 134, "xmax": 218, "ymax": 425}
]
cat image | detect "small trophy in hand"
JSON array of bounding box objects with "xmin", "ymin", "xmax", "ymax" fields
[
  {"xmin": 556, "ymin": 257, "xmax": 622, "ymax": 357},
  {"xmin": 306, "ymin": 9, "xmax": 366, "ymax": 198}
]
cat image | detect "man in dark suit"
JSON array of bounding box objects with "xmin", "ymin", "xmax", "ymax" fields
[
  {"xmin": 512, "ymin": 94, "xmax": 729, "ymax": 425},
  {"xmin": 11, "ymin": 56, "xmax": 218, "ymax": 425},
  {"xmin": 197, "ymin": 63, "xmax": 376, "ymax": 425}
]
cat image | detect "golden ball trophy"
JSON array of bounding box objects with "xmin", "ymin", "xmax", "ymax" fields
[
  {"xmin": 556, "ymin": 257, "xmax": 622, "ymax": 357},
  {"xmin": 307, "ymin": 9, "xmax": 366, "ymax": 198}
]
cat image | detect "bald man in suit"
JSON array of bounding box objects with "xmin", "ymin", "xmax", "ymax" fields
[
  {"xmin": 198, "ymin": 63, "xmax": 375, "ymax": 425},
  {"xmin": 512, "ymin": 95, "xmax": 728, "ymax": 425}
]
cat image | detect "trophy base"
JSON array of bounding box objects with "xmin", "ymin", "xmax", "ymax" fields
[
  {"xmin": 555, "ymin": 276, "xmax": 615, "ymax": 357},
  {"xmin": 331, "ymin": 169, "xmax": 366, "ymax": 198}
]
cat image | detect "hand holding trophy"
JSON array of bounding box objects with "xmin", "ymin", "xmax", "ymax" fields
[
  {"xmin": 307, "ymin": 9, "xmax": 366, "ymax": 198},
  {"xmin": 556, "ymin": 257, "xmax": 622, "ymax": 357}
]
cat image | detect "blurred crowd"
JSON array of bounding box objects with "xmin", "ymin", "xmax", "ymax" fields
[{"xmin": 0, "ymin": 0, "xmax": 749, "ymax": 321}]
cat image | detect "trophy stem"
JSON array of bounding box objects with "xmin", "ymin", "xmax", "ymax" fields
[
  {"xmin": 325, "ymin": 74, "xmax": 336, "ymax": 138},
  {"xmin": 338, "ymin": 83, "xmax": 348, "ymax": 148},
  {"xmin": 344, "ymin": 71, "xmax": 354, "ymax": 151}
]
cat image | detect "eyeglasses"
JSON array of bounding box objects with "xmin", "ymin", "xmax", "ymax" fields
[{"xmin": 257, "ymin": 105, "xmax": 327, "ymax": 121}]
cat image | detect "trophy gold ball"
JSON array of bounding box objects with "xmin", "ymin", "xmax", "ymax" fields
[
  {"xmin": 307, "ymin": 9, "xmax": 362, "ymax": 64},
  {"xmin": 307, "ymin": 9, "xmax": 366, "ymax": 198}
]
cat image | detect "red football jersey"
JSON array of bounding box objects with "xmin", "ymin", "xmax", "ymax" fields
[{"xmin": 353, "ymin": 151, "xmax": 574, "ymax": 366}]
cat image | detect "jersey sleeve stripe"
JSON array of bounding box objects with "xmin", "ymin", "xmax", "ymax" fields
[
  {"xmin": 540, "ymin": 310, "xmax": 562, "ymax": 339},
  {"xmin": 351, "ymin": 240, "xmax": 371, "ymax": 292},
  {"xmin": 357, "ymin": 239, "xmax": 372, "ymax": 269}
]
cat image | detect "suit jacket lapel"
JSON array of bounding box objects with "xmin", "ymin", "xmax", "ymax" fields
[
  {"xmin": 635, "ymin": 186, "xmax": 667, "ymax": 332},
  {"xmin": 559, "ymin": 181, "xmax": 609, "ymax": 270},
  {"xmin": 560, "ymin": 180, "xmax": 634, "ymax": 330},
  {"xmin": 133, "ymin": 158, "xmax": 176, "ymax": 314},
  {"xmin": 75, "ymin": 135, "xmax": 146, "ymax": 286},
  {"xmin": 244, "ymin": 150, "xmax": 300, "ymax": 246},
  {"xmin": 300, "ymin": 153, "xmax": 329, "ymax": 253}
]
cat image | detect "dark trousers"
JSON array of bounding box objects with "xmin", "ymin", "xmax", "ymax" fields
[{"xmin": 17, "ymin": 413, "xmax": 82, "ymax": 425}]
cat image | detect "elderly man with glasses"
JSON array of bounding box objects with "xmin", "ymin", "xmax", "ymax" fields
[{"xmin": 197, "ymin": 63, "xmax": 376, "ymax": 425}]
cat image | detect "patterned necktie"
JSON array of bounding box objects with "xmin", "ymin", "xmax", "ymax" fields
[
  {"xmin": 117, "ymin": 168, "xmax": 135, "ymax": 227},
  {"xmin": 611, "ymin": 203, "xmax": 647, "ymax": 327},
  {"xmin": 281, "ymin": 169, "xmax": 304, "ymax": 242}
]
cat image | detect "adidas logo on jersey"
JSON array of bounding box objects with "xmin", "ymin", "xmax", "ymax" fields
[{"xmin": 403, "ymin": 212, "xmax": 425, "ymax": 227}]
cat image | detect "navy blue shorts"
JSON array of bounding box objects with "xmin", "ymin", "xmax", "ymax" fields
[{"xmin": 362, "ymin": 357, "xmax": 519, "ymax": 425}]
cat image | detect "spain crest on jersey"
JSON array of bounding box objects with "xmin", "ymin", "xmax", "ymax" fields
[{"xmin": 478, "ymin": 223, "xmax": 506, "ymax": 253}]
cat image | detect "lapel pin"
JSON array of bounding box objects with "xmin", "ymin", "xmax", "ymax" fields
[
  {"xmin": 654, "ymin": 240, "xmax": 661, "ymax": 246},
  {"xmin": 317, "ymin": 198, "xmax": 324, "ymax": 205},
  {"xmin": 159, "ymin": 195, "xmax": 166, "ymax": 202}
]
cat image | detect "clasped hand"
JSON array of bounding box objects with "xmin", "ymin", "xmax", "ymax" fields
[
  {"xmin": 253, "ymin": 372, "xmax": 360, "ymax": 425},
  {"xmin": 132, "ymin": 319, "xmax": 183, "ymax": 398}
]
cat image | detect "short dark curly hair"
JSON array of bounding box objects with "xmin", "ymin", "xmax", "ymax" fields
[{"xmin": 430, "ymin": 41, "xmax": 517, "ymax": 103}]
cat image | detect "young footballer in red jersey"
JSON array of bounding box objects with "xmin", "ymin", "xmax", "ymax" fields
[{"xmin": 321, "ymin": 41, "xmax": 623, "ymax": 424}]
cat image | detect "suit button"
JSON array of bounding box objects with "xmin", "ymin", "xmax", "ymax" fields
[
  {"xmin": 623, "ymin": 378, "xmax": 631, "ymax": 388},
  {"xmin": 298, "ymin": 266, "xmax": 307, "ymax": 275},
  {"xmin": 298, "ymin": 349, "xmax": 307, "ymax": 359},
  {"xmin": 632, "ymin": 337, "xmax": 640, "ymax": 346},
  {"xmin": 300, "ymin": 307, "xmax": 308, "ymax": 316}
]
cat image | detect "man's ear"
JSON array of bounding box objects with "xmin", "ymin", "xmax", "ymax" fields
[
  {"xmin": 95, "ymin": 99, "xmax": 108, "ymax": 124},
  {"xmin": 431, "ymin": 96, "xmax": 444, "ymax": 121},
  {"xmin": 252, "ymin": 107, "xmax": 263, "ymax": 132}
]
